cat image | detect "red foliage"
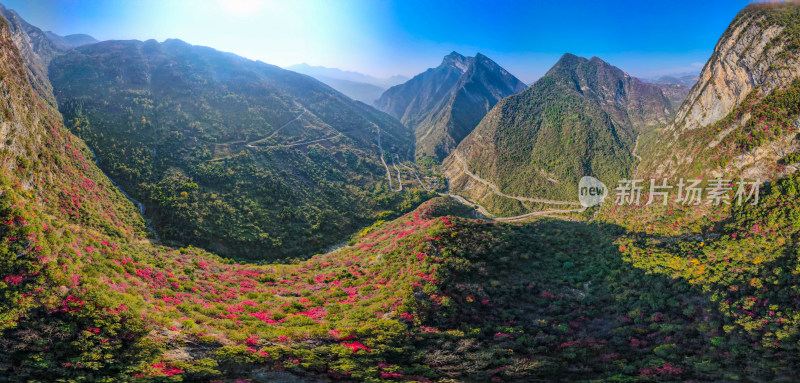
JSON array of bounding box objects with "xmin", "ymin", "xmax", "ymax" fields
[{"xmin": 340, "ymin": 341, "xmax": 371, "ymax": 353}]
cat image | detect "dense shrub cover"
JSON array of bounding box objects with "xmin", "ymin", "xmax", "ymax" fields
[{"xmin": 48, "ymin": 38, "xmax": 423, "ymax": 261}]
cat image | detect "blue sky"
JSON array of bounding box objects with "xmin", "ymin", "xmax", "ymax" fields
[{"xmin": 3, "ymin": 0, "xmax": 756, "ymax": 83}]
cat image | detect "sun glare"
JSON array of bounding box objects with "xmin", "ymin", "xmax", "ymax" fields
[{"xmin": 218, "ymin": 0, "xmax": 263, "ymax": 15}]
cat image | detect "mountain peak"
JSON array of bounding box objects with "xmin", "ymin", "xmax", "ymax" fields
[
  {"xmin": 559, "ymin": 52, "xmax": 581, "ymax": 60},
  {"xmin": 553, "ymin": 53, "xmax": 587, "ymax": 68},
  {"xmin": 549, "ymin": 54, "xmax": 626, "ymax": 80},
  {"xmin": 44, "ymin": 31, "xmax": 99, "ymax": 48},
  {"xmin": 442, "ymin": 51, "xmax": 470, "ymax": 72},
  {"xmin": 162, "ymin": 38, "xmax": 189, "ymax": 46},
  {"xmin": 444, "ymin": 51, "xmax": 465, "ymax": 59},
  {"xmin": 442, "ymin": 53, "xmax": 674, "ymax": 212},
  {"xmin": 375, "ymin": 51, "xmax": 525, "ymax": 161},
  {"xmin": 588, "ymin": 56, "xmax": 606, "ymax": 64},
  {"xmin": 473, "ymin": 52, "xmax": 497, "ymax": 66}
]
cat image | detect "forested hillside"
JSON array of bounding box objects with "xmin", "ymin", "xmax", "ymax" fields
[
  {"xmin": 442, "ymin": 54, "xmax": 673, "ymax": 215},
  {"xmin": 48, "ymin": 38, "xmax": 425, "ymax": 261}
]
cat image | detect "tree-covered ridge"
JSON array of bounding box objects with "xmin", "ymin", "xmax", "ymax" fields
[
  {"xmin": 447, "ymin": 54, "xmax": 672, "ymax": 205},
  {"xmin": 0, "ymin": 14, "xmax": 158, "ymax": 380},
  {"xmin": 47, "ymin": 38, "xmax": 423, "ymax": 261}
]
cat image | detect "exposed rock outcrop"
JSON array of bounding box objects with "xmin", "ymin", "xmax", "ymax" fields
[
  {"xmin": 0, "ymin": 3, "xmax": 66, "ymax": 106},
  {"xmin": 640, "ymin": 3, "xmax": 800, "ymax": 181},
  {"xmin": 669, "ymin": 5, "xmax": 800, "ymax": 134}
]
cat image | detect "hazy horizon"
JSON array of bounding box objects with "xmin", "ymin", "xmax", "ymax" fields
[{"xmin": 2, "ymin": 0, "xmax": 755, "ymax": 84}]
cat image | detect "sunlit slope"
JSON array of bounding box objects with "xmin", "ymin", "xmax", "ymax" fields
[{"xmin": 48, "ymin": 38, "xmax": 423, "ymax": 261}]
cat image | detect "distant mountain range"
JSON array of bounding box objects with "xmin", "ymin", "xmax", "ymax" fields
[
  {"xmin": 44, "ymin": 31, "xmax": 98, "ymax": 49},
  {"xmin": 375, "ymin": 51, "xmax": 526, "ymax": 161},
  {"xmin": 641, "ymin": 73, "xmax": 698, "ymax": 109},
  {"xmin": 644, "ymin": 73, "xmax": 699, "ymax": 87},
  {"xmin": 286, "ymin": 63, "xmax": 408, "ymax": 103}
]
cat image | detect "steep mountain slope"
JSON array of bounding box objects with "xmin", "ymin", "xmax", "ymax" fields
[
  {"xmin": 639, "ymin": 3, "xmax": 800, "ymax": 182},
  {"xmin": 443, "ymin": 54, "xmax": 673, "ymax": 214},
  {"xmin": 375, "ymin": 52, "xmax": 526, "ymax": 161},
  {"xmin": 286, "ymin": 63, "xmax": 407, "ymax": 103},
  {"xmin": 0, "ymin": 12, "xmax": 157, "ymax": 379},
  {"xmin": 48, "ymin": 38, "xmax": 423, "ymax": 261},
  {"xmin": 0, "ymin": 3, "xmax": 66, "ymax": 106}
]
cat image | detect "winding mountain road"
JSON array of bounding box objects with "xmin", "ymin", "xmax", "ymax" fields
[
  {"xmin": 435, "ymin": 150, "xmax": 588, "ymax": 221},
  {"xmin": 453, "ymin": 151, "xmax": 581, "ymax": 206},
  {"xmin": 246, "ymin": 109, "xmax": 308, "ymax": 148},
  {"xmin": 493, "ymin": 206, "xmax": 586, "ymax": 221},
  {"xmin": 269, "ymin": 133, "xmax": 342, "ymax": 148},
  {"xmin": 439, "ymin": 190, "xmax": 586, "ymax": 222},
  {"xmin": 346, "ymin": 126, "xmax": 590, "ymax": 220},
  {"xmin": 375, "ymin": 127, "xmax": 402, "ymax": 192},
  {"xmin": 395, "ymin": 155, "xmax": 434, "ymax": 192}
]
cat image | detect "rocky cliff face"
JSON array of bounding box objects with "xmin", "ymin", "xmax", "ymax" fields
[
  {"xmin": 0, "ymin": 13, "xmax": 143, "ymax": 232},
  {"xmin": 669, "ymin": 5, "xmax": 800, "ymax": 134},
  {"xmin": 0, "ymin": 4, "xmax": 66, "ymax": 106},
  {"xmin": 640, "ymin": 3, "xmax": 800, "ymax": 181},
  {"xmin": 374, "ymin": 52, "xmax": 526, "ymax": 161}
]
